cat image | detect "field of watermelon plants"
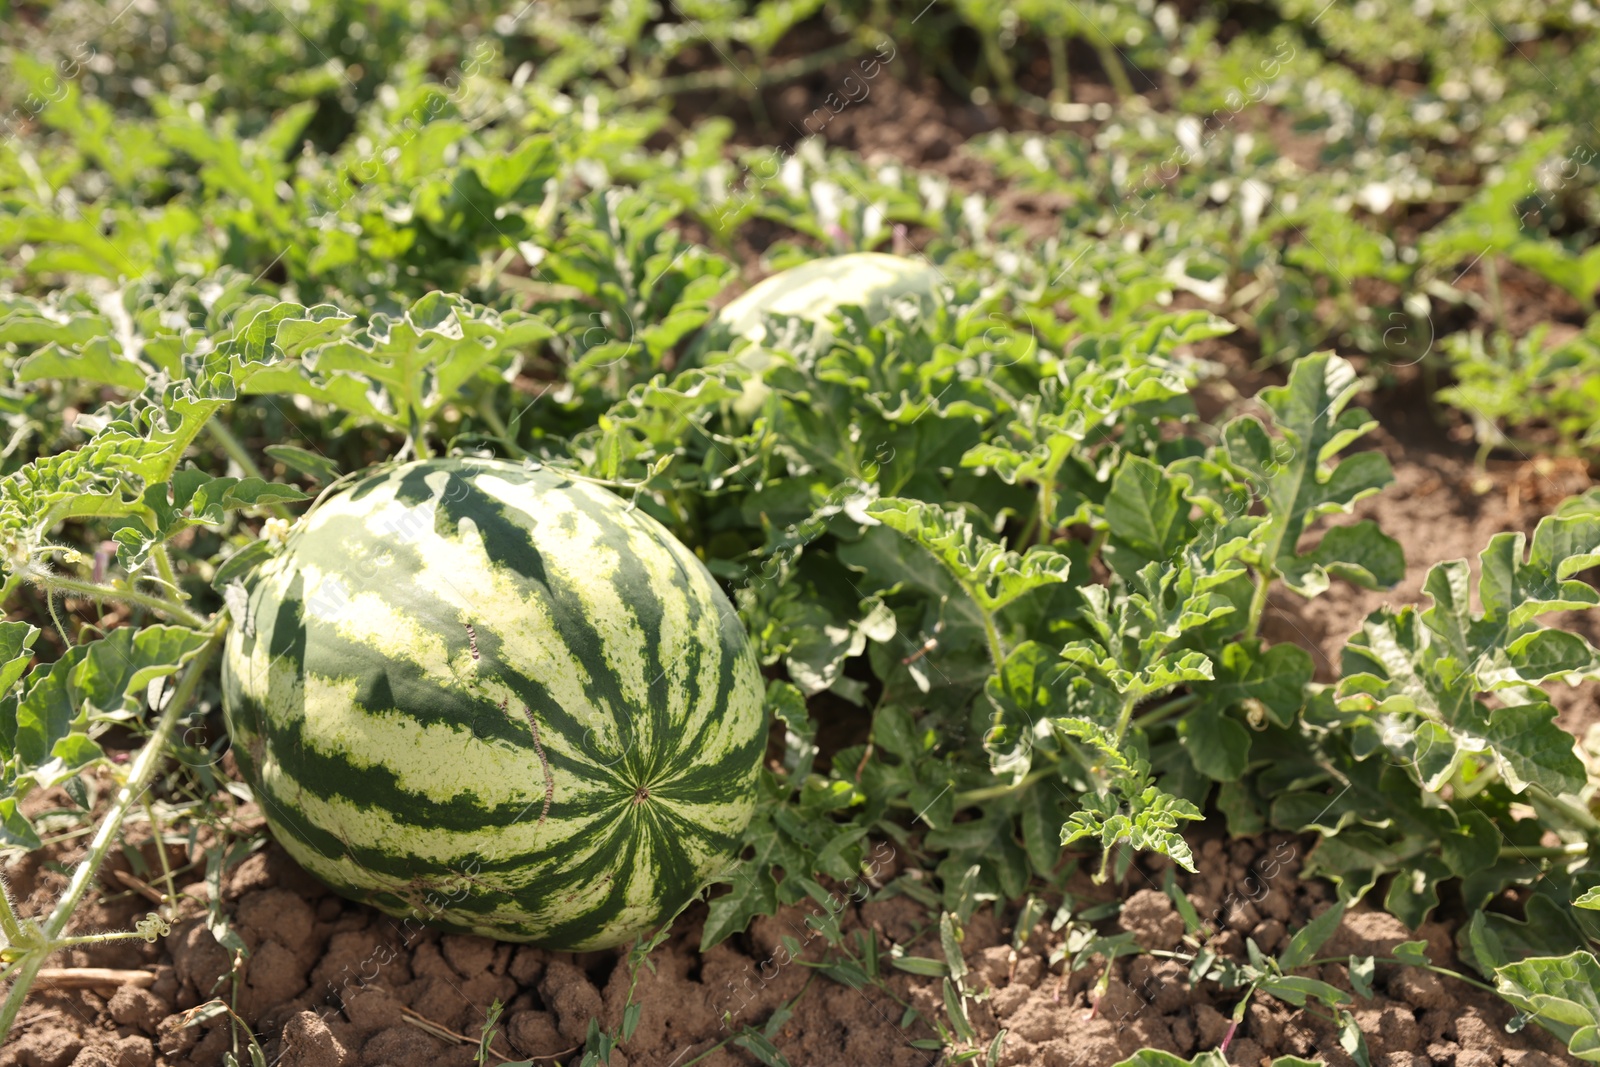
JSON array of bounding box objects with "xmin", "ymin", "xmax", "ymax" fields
[{"xmin": 2, "ymin": 1, "xmax": 1600, "ymax": 1065}]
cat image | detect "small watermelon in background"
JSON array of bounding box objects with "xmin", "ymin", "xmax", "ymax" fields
[
  {"xmin": 220, "ymin": 457, "xmax": 766, "ymax": 950},
  {"xmin": 697, "ymin": 251, "xmax": 943, "ymax": 415},
  {"xmin": 713, "ymin": 251, "xmax": 941, "ymax": 345}
]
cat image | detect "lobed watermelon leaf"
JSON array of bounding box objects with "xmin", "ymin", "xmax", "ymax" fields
[{"xmin": 1494, "ymin": 952, "xmax": 1600, "ymax": 1062}]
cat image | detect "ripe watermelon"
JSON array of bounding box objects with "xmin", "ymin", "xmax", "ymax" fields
[
  {"xmin": 698, "ymin": 252, "xmax": 942, "ymax": 416},
  {"xmin": 713, "ymin": 251, "xmax": 941, "ymax": 346},
  {"xmin": 220, "ymin": 457, "xmax": 766, "ymax": 950}
]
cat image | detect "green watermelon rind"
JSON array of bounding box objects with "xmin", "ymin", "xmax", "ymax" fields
[{"xmin": 221, "ymin": 457, "xmax": 765, "ymax": 950}]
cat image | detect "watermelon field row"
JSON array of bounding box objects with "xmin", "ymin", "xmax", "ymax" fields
[{"xmin": 0, "ymin": 1, "xmax": 1597, "ymax": 1066}]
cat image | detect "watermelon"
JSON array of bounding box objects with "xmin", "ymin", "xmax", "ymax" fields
[
  {"xmin": 698, "ymin": 252, "xmax": 941, "ymax": 416},
  {"xmin": 220, "ymin": 457, "xmax": 766, "ymax": 950},
  {"xmin": 713, "ymin": 251, "xmax": 941, "ymax": 347}
]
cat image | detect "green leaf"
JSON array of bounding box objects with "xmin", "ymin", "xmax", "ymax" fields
[
  {"xmin": 465, "ymin": 136, "xmax": 557, "ymax": 201},
  {"xmin": 0, "ymin": 797, "xmax": 42, "ymax": 851},
  {"xmin": 1393, "ymin": 940, "xmax": 1432, "ymax": 966},
  {"xmin": 1221, "ymin": 353, "xmax": 1396, "ymax": 598},
  {"xmin": 1337, "ymin": 1009, "xmax": 1374, "ymax": 1067},
  {"xmin": 1576, "ymin": 888, "xmax": 1600, "ymax": 911},
  {"xmin": 701, "ymin": 858, "xmax": 779, "ymax": 952},
  {"xmin": 1259, "ymin": 973, "xmax": 1351, "ymax": 1007},
  {"xmin": 264, "ymin": 445, "xmax": 342, "ymax": 483},
  {"xmin": 1112, "ymin": 1054, "xmax": 1228, "ymax": 1067},
  {"xmin": 1509, "ymin": 242, "xmax": 1600, "ymax": 306},
  {"xmin": 212, "ymin": 540, "xmax": 276, "ymax": 593},
  {"xmin": 1202, "ymin": 640, "xmax": 1313, "ymax": 727},
  {"xmin": 1102, "ymin": 454, "xmax": 1194, "ymax": 562},
  {"xmin": 1482, "ymin": 704, "xmax": 1586, "ymax": 795},
  {"xmin": 732, "ymin": 1026, "xmax": 794, "ymax": 1067},
  {"xmin": 17, "ymin": 340, "xmax": 150, "ymax": 392},
  {"xmin": 13, "ymin": 651, "xmax": 87, "ymax": 768},
  {"xmin": 244, "ymin": 292, "xmax": 551, "ymax": 437},
  {"xmin": 1064, "ymin": 553, "xmax": 1239, "ymax": 702},
  {"xmin": 1349, "ymin": 955, "xmax": 1376, "ymax": 999},
  {"xmin": 766, "ymin": 592, "xmax": 895, "ymax": 697},
  {"xmin": 69, "ymin": 626, "xmax": 214, "ymax": 721},
  {"xmin": 1177, "ymin": 704, "xmax": 1251, "ymax": 781},
  {"xmin": 868, "ymin": 497, "xmax": 1071, "ymax": 614},
  {"xmin": 768, "ymin": 681, "xmax": 817, "ymax": 784},
  {"xmin": 1485, "ymin": 516, "xmax": 1600, "ymax": 631},
  {"xmin": 891, "ymin": 956, "xmax": 950, "ymax": 977},
  {"xmin": 1384, "ymin": 855, "xmax": 1451, "ymax": 929},
  {"xmin": 940, "ymin": 911, "xmax": 968, "ymax": 983},
  {"xmin": 986, "ymin": 1030, "xmax": 1007, "ymax": 1067},
  {"xmin": 983, "ymin": 642, "xmax": 1069, "ymax": 783},
  {"xmin": 1301, "ymin": 520, "xmax": 1405, "ymax": 591},
  {"xmin": 1438, "ymin": 786, "xmax": 1502, "ymax": 867},
  {"xmin": 0, "ymin": 623, "xmax": 40, "ymax": 694},
  {"xmin": 1215, "ymin": 779, "xmax": 1265, "ymax": 836},
  {"xmin": 1021, "ymin": 786, "xmax": 1067, "ymax": 878},
  {"xmin": 1494, "ymin": 951, "xmax": 1600, "ymax": 1060},
  {"xmin": 943, "ymin": 977, "xmax": 975, "ymax": 1042},
  {"xmin": 1338, "ymin": 512, "xmax": 1600, "ymax": 802},
  {"xmin": 1057, "ymin": 718, "xmax": 1204, "ymax": 876},
  {"xmin": 1279, "ymin": 901, "xmax": 1346, "ymax": 970}
]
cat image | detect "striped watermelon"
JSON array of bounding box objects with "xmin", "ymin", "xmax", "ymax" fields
[{"xmin": 220, "ymin": 457, "xmax": 766, "ymax": 950}]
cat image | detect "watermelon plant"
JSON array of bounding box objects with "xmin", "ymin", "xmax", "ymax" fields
[{"xmin": 2, "ymin": 1, "xmax": 1599, "ymax": 1063}]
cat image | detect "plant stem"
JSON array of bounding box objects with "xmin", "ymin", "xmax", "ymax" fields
[
  {"xmin": 1111, "ymin": 691, "xmax": 1141, "ymax": 748},
  {"xmin": 1133, "ymin": 692, "xmax": 1198, "ymax": 730},
  {"xmin": 142, "ymin": 798, "xmax": 181, "ymax": 918},
  {"xmin": 411, "ymin": 427, "xmax": 434, "ymax": 461},
  {"xmin": 1484, "ymin": 256, "xmax": 1507, "ymax": 334},
  {"xmin": 37, "ymin": 574, "xmax": 207, "ymax": 629},
  {"xmin": 980, "ymin": 613, "xmax": 1007, "ymax": 674},
  {"xmin": 956, "ymin": 764, "xmax": 1056, "ymax": 806},
  {"xmin": 49, "ymin": 930, "xmax": 158, "ymax": 949},
  {"xmin": 1245, "ymin": 564, "xmax": 1274, "ymax": 639},
  {"xmin": 45, "ymin": 626, "xmax": 220, "ymax": 937},
  {"xmin": 1047, "ymin": 33, "xmax": 1070, "ymax": 103},
  {"xmin": 476, "ymin": 397, "xmax": 526, "ymax": 460},
  {"xmin": 149, "ymin": 543, "xmax": 180, "ymax": 595},
  {"xmin": 1308, "ymin": 955, "xmax": 1498, "ymax": 994},
  {"xmin": 679, "ymin": 1035, "xmax": 735, "ymax": 1066},
  {"xmin": 0, "ymin": 623, "xmax": 224, "ymax": 1045},
  {"xmin": 1497, "ymin": 842, "xmax": 1588, "ymax": 860},
  {"xmin": 0, "ymin": 879, "xmax": 23, "ymax": 946},
  {"xmin": 207, "ymin": 420, "xmax": 259, "ymax": 480},
  {"xmin": 979, "ymin": 34, "xmax": 1017, "ymax": 103},
  {"xmin": 1528, "ymin": 784, "xmax": 1600, "ymax": 835},
  {"xmin": 616, "ymin": 41, "xmax": 864, "ymax": 106},
  {"xmin": 1092, "ymin": 38, "xmax": 1136, "ymax": 100}
]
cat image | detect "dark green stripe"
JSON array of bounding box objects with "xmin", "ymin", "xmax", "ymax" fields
[
  {"xmin": 534, "ymin": 814, "xmax": 646, "ymax": 948},
  {"xmin": 564, "ymin": 487, "xmax": 686, "ymax": 780},
  {"xmin": 431, "ymin": 471, "xmax": 659, "ymax": 779},
  {"xmin": 259, "ymin": 705, "xmax": 623, "ymax": 840},
  {"xmin": 282, "ymin": 509, "xmax": 605, "ymax": 761}
]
